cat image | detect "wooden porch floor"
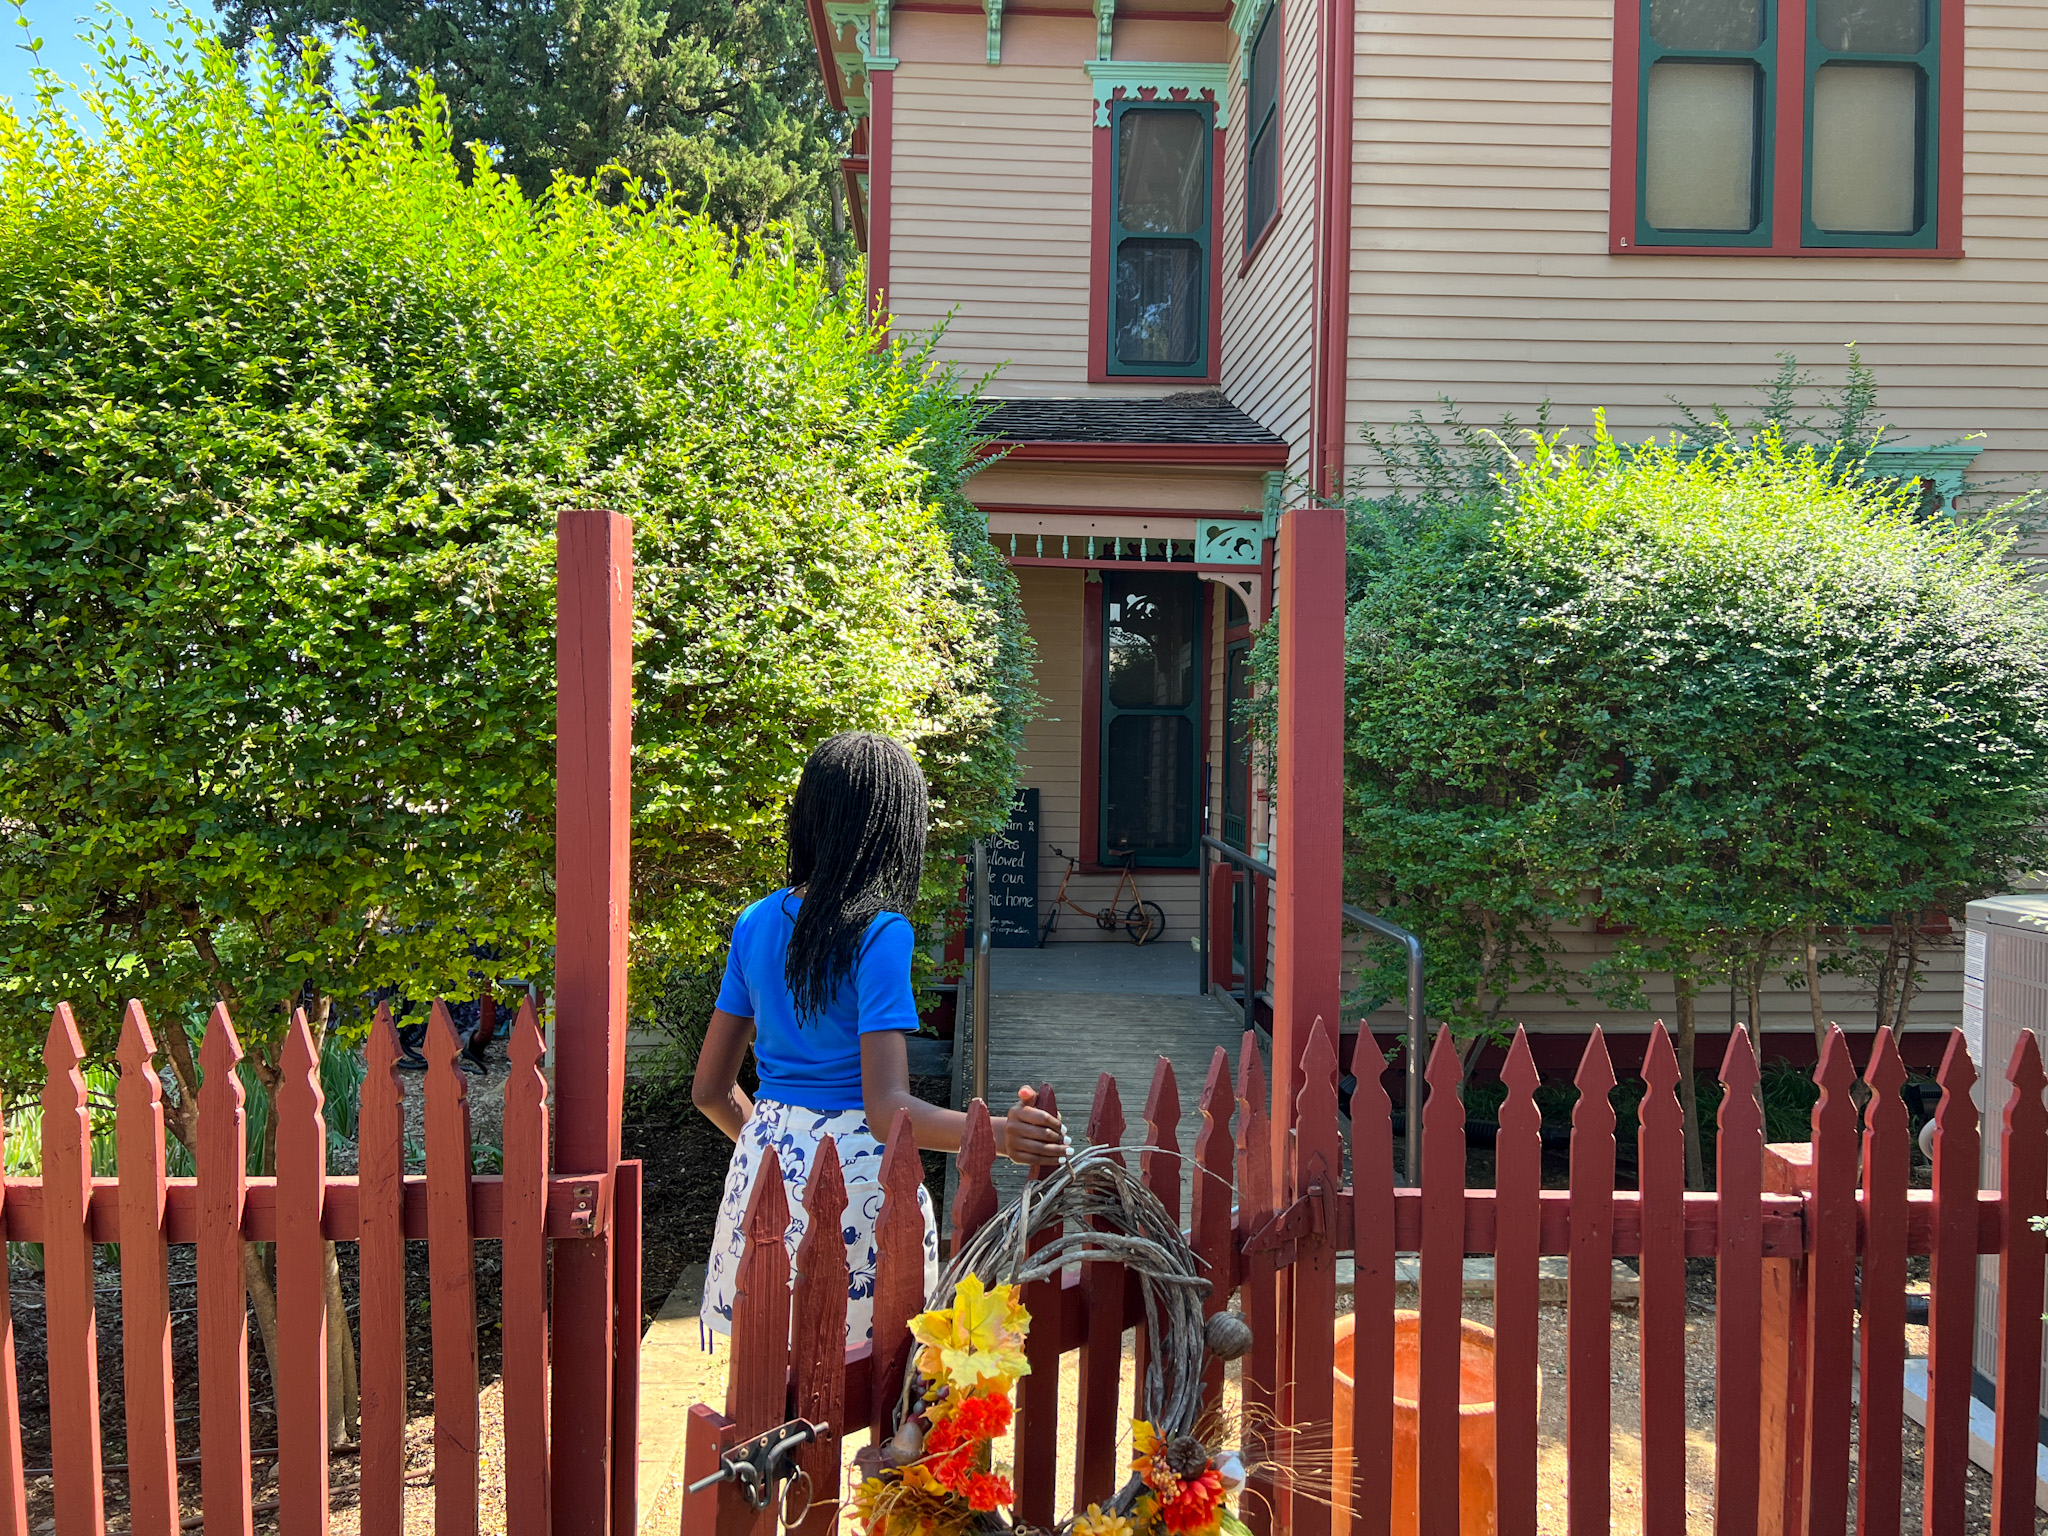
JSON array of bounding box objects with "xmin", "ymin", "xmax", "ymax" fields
[{"xmin": 946, "ymin": 941, "xmax": 1253, "ymax": 1216}]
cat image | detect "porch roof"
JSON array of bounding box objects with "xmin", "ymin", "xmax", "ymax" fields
[{"xmin": 979, "ymin": 394, "xmax": 1289, "ymax": 458}]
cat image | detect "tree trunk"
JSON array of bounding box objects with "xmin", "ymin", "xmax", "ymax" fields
[
  {"xmin": 1745, "ymin": 952, "xmax": 1765, "ymax": 1040},
  {"xmin": 243, "ymin": 1239, "xmax": 284, "ymax": 1401},
  {"xmin": 1892, "ymin": 922, "xmax": 1923, "ymax": 1033},
  {"xmin": 324, "ymin": 1241, "xmax": 358, "ymax": 1445},
  {"xmin": 828, "ymin": 176, "xmax": 847, "ymax": 293},
  {"xmin": 305, "ymin": 995, "xmax": 362, "ymax": 1446},
  {"xmin": 1804, "ymin": 925, "xmax": 1826, "ymax": 1056},
  {"xmin": 1673, "ymin": 965, "xmax": 1706, "ymax": 1190}
]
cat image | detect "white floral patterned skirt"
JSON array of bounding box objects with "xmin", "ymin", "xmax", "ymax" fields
[{"xmin": 701, "ymin": 1098, "xmax": 939, "ymax": 1349}]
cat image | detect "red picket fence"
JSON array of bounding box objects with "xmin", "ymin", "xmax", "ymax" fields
[
  {"xmin": 684, "ymin": 1016, "xmax": 2048, "ymax": 1536},
  {"xmin": 0, "ymin": 994, "xmax": 640, "ymax": 1536}
]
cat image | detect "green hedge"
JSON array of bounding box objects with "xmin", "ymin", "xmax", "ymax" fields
[{"xmin": 0, "ymin": 29, "xmax": 1031, "ymax": 1098}]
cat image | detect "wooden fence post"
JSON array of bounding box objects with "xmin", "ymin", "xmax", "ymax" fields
[
  {"xmin": 1270, "ymin": 505, "xmax": 1345, "ymax": 1171},
  {"xmin": 551, "ymin": 507, "xmax": 634, "ymax": 1536}
]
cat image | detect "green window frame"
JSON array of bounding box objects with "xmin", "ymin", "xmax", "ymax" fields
[
  {"xmin": 1244, "ymin": 3, "xmax": 1280, "ymax": 252},
  {"xmin": 1100, "ymin": 572, "xmax": 1204, "ymax": 868},
  {"xmin": 1106, "ymin": 98, "xmax": 1214, "ymax": 379},
  {"xmin": 1634, "ymin": 1, "xmax": 1776, "ymax": 247},
  {"xmin": 1801, "ymin": 1, "xmax": 1939, "ymax": 248},
  {"xmin": 1631, "ymin": 0, "xmax": 1943, "ymax": 251}
]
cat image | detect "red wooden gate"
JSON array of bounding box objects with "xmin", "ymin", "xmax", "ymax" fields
[{"xmin": 684, "ymin": 1015, "xmax": 2048, "ymax": 1536}]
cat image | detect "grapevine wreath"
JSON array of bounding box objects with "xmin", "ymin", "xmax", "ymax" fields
[{"xmin": 852, "ymin": 1144, "xmax": 1256, "ymax": 1536}]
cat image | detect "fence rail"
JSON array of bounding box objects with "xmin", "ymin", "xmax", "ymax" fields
[
  {"xmin": 2, "ymin": 995, "xmax": 637, "ymax": 1536},
  {"xmin": 684, "ymin": 1015, "xmax": 2048, "ymax": 1536}
]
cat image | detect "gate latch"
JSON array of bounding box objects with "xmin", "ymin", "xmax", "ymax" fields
[
  {"xmin": 1243, "ymin": 1169, "xmax": 1334, "ymax": 1267},
  {"xmin": 685, "ymin": 1419, "xmax": 829, "ymax": 1513}
]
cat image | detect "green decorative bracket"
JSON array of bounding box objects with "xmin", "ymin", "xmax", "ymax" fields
[
  {"xmin": 1196, "ymin": 518, "xmax": 1264, "ymax": 566},
  {"xmin": 1864, "ymin": 443, "xmax": 1981, "ymax": 512},
  {"xmin": 1094, "ymin": 0, "xmax": 1114, "ymax": 60},
  {"xmin": 1259, "ymin": 470, "xmax": 1283, "ymax": 540},
  {"xmin": 1229, "ymin": 0, "xmax": 1275, "ymax": 80},
  {"xmin": 984, "ymin": 0, "xmax": 1002, "ymax": 64},
  {"xmin": 1084, "ymin": 61, "xmax": 1231, "ymax": 128},
  {"xmin": 823, "ymin": 0, "xmax": 895, "ymax": 110}
]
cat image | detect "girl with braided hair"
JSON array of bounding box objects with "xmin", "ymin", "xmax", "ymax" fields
[{"xmin": 694, "ymin": 732, "xmax": 1067, "ymax": 1346}]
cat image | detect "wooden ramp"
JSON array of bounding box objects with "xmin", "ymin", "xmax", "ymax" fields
[{"xmin": 947, "ymin": 942, "xmax": 1249, "ymax": 1216}]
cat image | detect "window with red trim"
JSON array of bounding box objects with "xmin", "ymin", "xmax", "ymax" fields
[{"xmin": 1611, "ymin": 0, "xmax": 1962, "ymax": 255}]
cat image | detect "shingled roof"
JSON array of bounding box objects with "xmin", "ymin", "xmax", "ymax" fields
[{"xmin": 978, "ymin": 392, "xmax": 1287, "ymax": 448}]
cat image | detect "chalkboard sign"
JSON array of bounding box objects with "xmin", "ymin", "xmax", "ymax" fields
[{"xmin": 987, "ymin": 788, "xmax": 1040, "ymax": 948}]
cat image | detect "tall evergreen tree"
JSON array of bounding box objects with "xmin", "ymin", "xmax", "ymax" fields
[{"xmin": 214, "ymin": 0, "xmax": 851, "ymax": 260}]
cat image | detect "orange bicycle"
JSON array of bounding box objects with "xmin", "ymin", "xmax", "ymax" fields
[{"xmin": 1039, "ymin": 846, "xmax": 1166, "ymax": 946}]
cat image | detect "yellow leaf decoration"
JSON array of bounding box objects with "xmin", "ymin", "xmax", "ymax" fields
[{"xmin": 908, "ymin": 1274, "xmax": 1032, "ymax": 1391}]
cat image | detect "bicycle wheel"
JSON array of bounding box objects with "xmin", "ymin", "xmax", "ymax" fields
[{"xmin": 1124, "ymin": 901, "xmax": 1166, "ymax": 945}]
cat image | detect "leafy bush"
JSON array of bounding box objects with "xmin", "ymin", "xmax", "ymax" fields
[
  {"xmin": 0, "ymin": 25, "xmax": 1031, "ymax": 1109},
  {"xmin": 1259, "ymin": 381, "xmax": 2048, "ymax": 1178}
]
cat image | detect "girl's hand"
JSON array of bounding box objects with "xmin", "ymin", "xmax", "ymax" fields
[{"xmin": 996, "ymin": 1084, "xmax": 1069, "ymax": 1168}]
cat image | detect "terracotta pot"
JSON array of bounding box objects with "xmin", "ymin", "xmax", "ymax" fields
[{"xmin": 1332, "ymin": 1310, "xmax": 1499, "ymax": 1536}]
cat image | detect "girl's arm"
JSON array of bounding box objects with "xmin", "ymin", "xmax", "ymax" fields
[
  {"xmin": 692, "ymin": 1008, "xmax": 757, "ymax": 1140},
  {"xmin": 859, "ymin": 1030, "xmax": 1068, "ymax": 1167}
]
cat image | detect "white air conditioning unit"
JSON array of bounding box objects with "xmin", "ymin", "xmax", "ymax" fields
[{"xmin": 1964, "ymin": 895, "xmax": 2048, "ymax": 1428}]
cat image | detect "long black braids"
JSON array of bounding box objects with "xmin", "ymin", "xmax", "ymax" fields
[{"xmin": 784, "ymin": 732, "xmax": 930, "ymax": 1022}]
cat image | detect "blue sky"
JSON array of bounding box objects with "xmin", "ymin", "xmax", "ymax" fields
[{"xmin": 1, "ymin": 2, "xmax": 193, "ymax": 113}]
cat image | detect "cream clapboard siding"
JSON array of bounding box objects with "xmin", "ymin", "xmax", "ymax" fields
[
  {"xmin": 1324, "ymin": 0, "xmax": 2000, "ymax": 1037},
  {"xmin": 1344, "ymin": 0, "xmax": 2048, "ymax": 492},
  {"xmin": 1351, "ymin": 926, "xmax": 1964, "ymax": 1043},
  {"xmin": 888, "ymin": 14, "xmax": 1229, "ymax": 396},
  {"xmin": 1014, "ymin": 566, "xmax": 1201, "ymax": 941},
  {"xmin": 1221, "ymin": 0, "xmax": 1322, "ymax": 480}
]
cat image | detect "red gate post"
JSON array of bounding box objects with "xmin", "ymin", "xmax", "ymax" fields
[
  {"xmin": 1269, "ymin": 504, "xmax": 1346, "ymax": 1170},
  {"xmin": 552, "ymin": 508, "xmax": 636, "ymax": 1536},
  {"xmin": 1270, "ymin": 503, "xmax": 1345, "ymax": 1535}
]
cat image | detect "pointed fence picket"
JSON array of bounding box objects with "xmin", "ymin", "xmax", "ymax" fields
[
  {"xmin": 0, "ymin": 993, "xmax": 634, "ymax": 1535},
  {"xmin": 1077, "ymin": 1074, "xmax": 1127, "ymax": 1509},
  {"xmin": 21, "ymin": 991, "xmax": 2048, "ymax": 1536},
  {"xmin": 680, "ymin": 1013, "xmax": 2048, "ymax": 1536}
]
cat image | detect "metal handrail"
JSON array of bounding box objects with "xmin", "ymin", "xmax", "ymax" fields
[
  {"xmin": 1198, "ymin": 835, "xmax": 1274, "ymax": 1030},
  {"xmin": 1343, "ymin": 901, "xmax": 1425, "ymax": 1185},
  {"xmin": 1198, "ymin": 833, "xmax": 1427, "ymax": 1184}
]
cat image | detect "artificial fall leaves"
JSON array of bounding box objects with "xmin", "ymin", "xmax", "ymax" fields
[{"xmin": 910, "ymin": 1274, "xmax": 1033, "ymax": 1392}]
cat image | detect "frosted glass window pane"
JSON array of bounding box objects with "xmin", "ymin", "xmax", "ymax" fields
[
  {"xmin": 1118, "ymin": 110, "xmax": 1206, "ymax": 234},
  {"xmin": 1650, "ymin": 0, "xmax": 1762, "ymax": 50},
  {"xmin": 1644, "ymin": 60, "xmax": 1758, "ymax": 231},
  {"xmin": 1811, "ymin": 64, "xmax": 1919, "ymax": 231},
  {"xmin": 1817, "ymin": 0, "xmax": 1923, "ymax": 54}
]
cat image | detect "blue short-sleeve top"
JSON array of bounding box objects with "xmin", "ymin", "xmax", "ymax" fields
[{"xmin": 713, "ymin": 889, "xmax": 919, "ymax": 1112}]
